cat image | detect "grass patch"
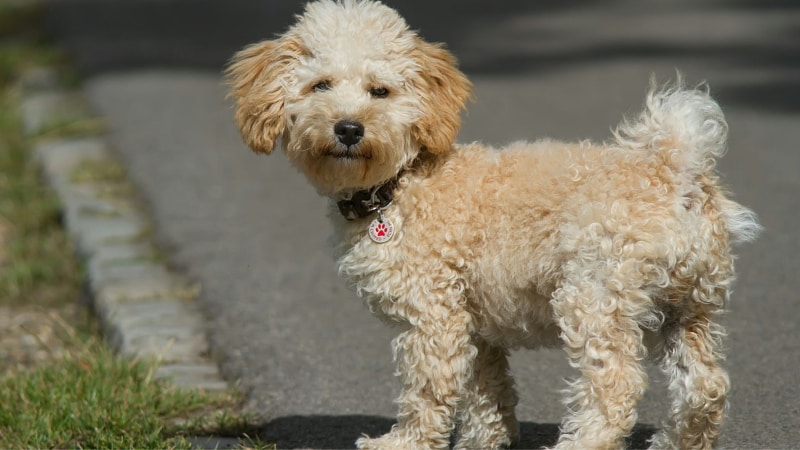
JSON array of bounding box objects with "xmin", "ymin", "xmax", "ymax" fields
[
  {"xmin": 0, "ymin": 4, "xmax": 80, "ymax": 306},
  {"xmin": 0, "ymin": 64, "xmax": 81, "ymax": 307},
  {"xmin": 0, "ymin": 315, "xmax": 256, "ymax": 449}
]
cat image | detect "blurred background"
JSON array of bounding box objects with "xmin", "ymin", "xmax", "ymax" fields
[{"xmin": 38, "ymin": 0, "xmax": 800, "ymax": 448}]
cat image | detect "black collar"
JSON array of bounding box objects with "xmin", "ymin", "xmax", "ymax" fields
[{"xmin": 336, "ymin": 177, "xmax": 399, "ymax": 221}]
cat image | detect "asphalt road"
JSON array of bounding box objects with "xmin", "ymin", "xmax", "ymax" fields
[{"xmin": 45, "ymin": 0, "xmax": 799, "ymax": 448}]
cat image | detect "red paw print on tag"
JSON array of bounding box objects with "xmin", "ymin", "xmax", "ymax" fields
[{"xmin": 368, "ymin": 218, "xmax": 394, "ymax": 243}]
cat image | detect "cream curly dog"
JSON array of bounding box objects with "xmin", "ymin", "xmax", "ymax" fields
[{"xmin": 226, "ymin": 1, "xmax": 760, "ymax": 448}]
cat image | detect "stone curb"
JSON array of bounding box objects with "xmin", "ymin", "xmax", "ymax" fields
[{"xmin": 18, "ymin": 66, "xmax": 228, "ymax": 393}]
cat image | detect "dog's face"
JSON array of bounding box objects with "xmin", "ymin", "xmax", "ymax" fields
[{"xmin": 226, "ymin": 0, "xmax": 472, "ymax": 194}]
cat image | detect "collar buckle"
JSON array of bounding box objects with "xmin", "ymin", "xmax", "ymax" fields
[{"xmin": 337, "ymin": 179, "xmax": 398, "ymax": 221}]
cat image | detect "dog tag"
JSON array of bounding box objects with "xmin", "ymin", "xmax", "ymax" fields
[{"xmin": 368, "ymin": 217, "xmax": 394, "ymax": 243}]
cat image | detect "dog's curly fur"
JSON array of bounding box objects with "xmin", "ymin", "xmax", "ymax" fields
[{"xmin": 226, "ymin": 1, "xmax": 760, "ymax": 448}]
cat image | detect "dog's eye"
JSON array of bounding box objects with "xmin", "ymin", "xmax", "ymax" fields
[
  {"xmin": 312, "ymin": 81, "xmax": 331, "ymax": 92},
  {"xmin": 370, "ymin": 87, "xmax": 389, "ymax": 98}
]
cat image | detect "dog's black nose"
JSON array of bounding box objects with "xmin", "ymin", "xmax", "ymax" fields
[{"xmin": 334, "ymin": 119, "xmax": 364, "ymax": 146}]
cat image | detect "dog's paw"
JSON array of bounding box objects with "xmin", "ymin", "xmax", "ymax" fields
[
  {"xmin": 454, "ymin": 422, "xmax": 518, "ymax": 449},
  {"xmin": 356, "ymin": 430, "xmax": 451, "ymax": 450},
  {"xmin": 356, "ymin": 433, "xmax": 411, "ymax": 450}
]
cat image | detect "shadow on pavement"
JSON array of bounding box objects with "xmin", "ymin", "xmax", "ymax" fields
[{"xmin": 246, "ymin": 415, "xmax": 657, "ymax": 449}]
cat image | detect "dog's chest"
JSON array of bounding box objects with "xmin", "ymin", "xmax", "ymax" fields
[
  {"xmin": 335, "ymin": 217, "xmax": 561, "ymax": 348},
  {"xmin": 334, "ymin": 218, "xmax": 414, "ymax": 321}
]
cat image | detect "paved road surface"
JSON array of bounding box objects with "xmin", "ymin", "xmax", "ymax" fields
[{"xmin": 45, "ymin": 0, "xmax": 798, "ymax": 448}]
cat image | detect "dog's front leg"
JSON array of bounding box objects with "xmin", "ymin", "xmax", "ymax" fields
[
  {"xmin": 356, "ymin": 308, "xmax": 476, "ymax": 450},
  {"xmin": 455, "ymin": 339, "xmax": 519, "ymax": 450}
]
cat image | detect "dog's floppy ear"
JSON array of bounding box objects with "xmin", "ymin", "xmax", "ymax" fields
[
  {"xmin": 225, "ymin": 36, "xmax": 305, "ymax": 154},
  {"xmin": 410, "ymin": 38, "xmax": 473, "ymax": 154}
]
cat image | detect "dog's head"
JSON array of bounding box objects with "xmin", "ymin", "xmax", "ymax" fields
[{"xmin": 226, "ymin": 0, "xmax": 472, "ymax": 194}]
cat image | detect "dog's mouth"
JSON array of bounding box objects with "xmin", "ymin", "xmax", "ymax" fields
[
  {"xmin": 324, "ymin": 144, "xmax": 371, "ymax": 160},
  {"xmin": 326, "ymin": 151, "xmax": 371, "ymax": 160}
]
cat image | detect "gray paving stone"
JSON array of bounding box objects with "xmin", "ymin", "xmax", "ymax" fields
[
  {"xmin": 34, "ymin": 137, "xmax": 110, "ymax": 184},
  {"xmin": 73, "ymin": 213, "xmax": 149, "ymax": 256},
  {"xmin": 20, "ymin": 91, "xmax": 93, "ymax": 135},
  {"xmin": 177, "ymin": 379, "xmax": 229, "ymax": 392},
  {"xmin": 111, "ymin": 324, "xmax": 208, "ymax": 362},
  {"xmin": 155, "ymin": 363, "xmax": 228, "ymax": 391},
  {"xmin": 101, "ymin": 298, "xmax": 205, "ymax": 331},
  {"xmin": 54, "ymin": 186, "xmax": 143, "ymax": 242},
  {"xmin": 19, "ymin": 66, "xmax": 61, "ymax": 92},
  {"xmin": 95, "ymin": 273, "xmax": 182, "ymax": 306},
  {"xmin": 62, "ymin": 193, "xmax": 135, "ymax": 235},
  {"xmin": 59, "ymin": 180, "xmax": 134, "ymax": 206},
  {"xmin": 50, "ymin": 179, "xmax": 100, "ymax": 210},
  {"xmin": 87, "ymin": 241, "xmax": 161, "ymax": 276},
  {"xmin": 64, "ymin": 193, "xmax": 128, "ymax": 217},
  {"xmin": 186, "ymin": 436, "xmax": 242, "ymax": 449},
  {"xmin": 21, "ymin": 82, "xmax": 228, "ymax": 393},
  {"xmin": 88, "ymin": 260, "xmax": 173, "ymax": 294}
]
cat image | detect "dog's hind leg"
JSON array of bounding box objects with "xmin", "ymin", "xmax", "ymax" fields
[
  {"xmin": 649, "ymin": 220, "xmax": 737, "ymax": 450},
  {"xmin": 550, "ymin": 273, "xmax": 651, "ymax": 450},
  {"xmin": 454, "ymin": 339, "xmax": 519, "ymax": 450},
  {"xmin": 649, "ymin": 305, "xmax": 729, "ymax": 450}
]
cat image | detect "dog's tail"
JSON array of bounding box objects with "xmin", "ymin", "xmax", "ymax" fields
[
  {"xmin": 613, "ymin": 77, "xmax": 761, "ymax": 244},
  {"xmin": 613, "ymin": 77, "xmax": 728, "ymax": 177}
]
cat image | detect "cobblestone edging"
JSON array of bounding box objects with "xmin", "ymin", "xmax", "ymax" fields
[{"xmin": 18, "ymin": 67, "xmax": 228, "ymax": 392}]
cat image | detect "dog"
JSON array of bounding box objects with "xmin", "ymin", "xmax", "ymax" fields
[{"xmin": 226, "ymin": 1, "xmax": 760, "ymax": 448}]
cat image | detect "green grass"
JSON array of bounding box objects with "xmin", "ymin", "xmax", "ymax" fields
[
  {"xmin": 0, "ymin": 60, "xmax": 81, "ymax": 307},
  {"xmin": 0, "ymin": 326, "xmax": 252, "ymax": 449},
  {"xmin": 0, "ymin": 5, "xmax": 270, "ymax": 449},
  {"xmin": 0, "ymin": 2, "xmax": 80, "ymax": 307}
]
